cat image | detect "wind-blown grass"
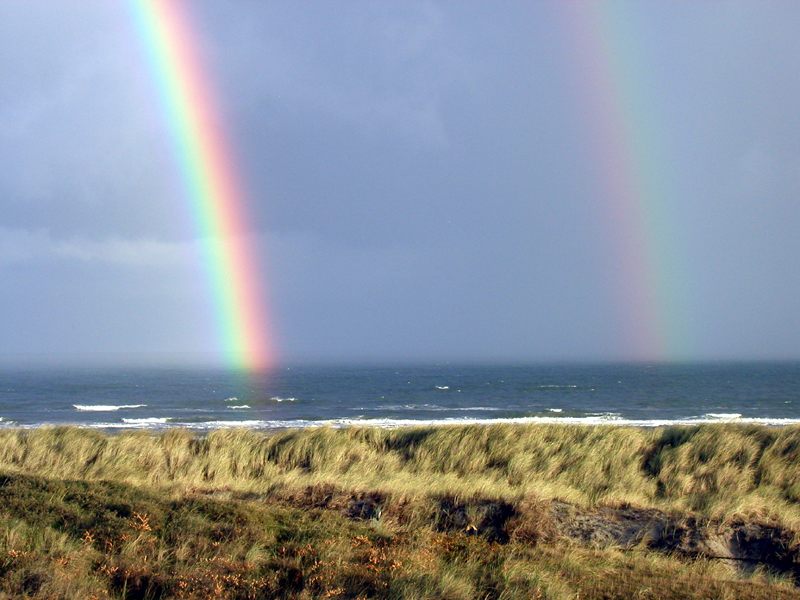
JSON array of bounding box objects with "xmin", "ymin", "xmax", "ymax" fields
[
  {"xmin": 0, "ymin": 424, "xmax": 799, "ymax": 526},
  {"xmin": 1, "ymin": 424, "xmax": 800, "ymax": 598}
]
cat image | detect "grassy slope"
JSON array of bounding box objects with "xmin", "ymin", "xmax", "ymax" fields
[
  {"xmin": 0, "ymin": 424, "xmax": 799, "ymax": 524},
  {"xmin": 0, "ymin": 471, "xmax": 797, "ymax": 599},
  {"xmin": 0, "ymin": 424, "xmax": 799, "ymax": 598}
]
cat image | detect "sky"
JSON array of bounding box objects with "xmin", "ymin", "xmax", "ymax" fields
[{"xmin": 0, "ymin": 1, "xmax": 798, "ymax": 366}]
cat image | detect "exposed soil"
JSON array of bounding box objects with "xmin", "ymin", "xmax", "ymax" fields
[
  {"xmin": 548, "ymin": 501, "xmax": 800, "ymax": 582},
  {"xmin": 254, "ymin": 484, "xmax": 800, "ymax": 585}
]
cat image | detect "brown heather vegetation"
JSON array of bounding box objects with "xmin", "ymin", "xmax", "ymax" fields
[{"xmin": 0, "ymin": 424, "xmax": 798, "ymax": 598}]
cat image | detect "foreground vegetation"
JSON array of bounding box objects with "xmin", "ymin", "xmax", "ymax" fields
[
  {"xmin": 2, "ymin": 424, "xmax": 800, "ymax": 524},
  {"xmin": 0, "ymin": 424, "xmax": 799, "ymax": 598}
]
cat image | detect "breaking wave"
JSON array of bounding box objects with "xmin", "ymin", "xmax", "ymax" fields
[
  {"xmin": 38, "ymin": 414, "xmax": 800, "ymax": 431},
  {"xmin": 73, "ymin": 404, "xmax": 146, "ymax": 412}
]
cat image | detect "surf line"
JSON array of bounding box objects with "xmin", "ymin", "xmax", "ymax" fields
[{"xmin": 130, "ymin": 0, "xmax": 275, "ymax": 370}]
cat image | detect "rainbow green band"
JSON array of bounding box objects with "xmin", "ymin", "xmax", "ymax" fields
[
  {"xmin": 130, "ymin": 0, "xmax": 273, "ymax": 370},
  {"xmin": 560, "ymin": 3, "xmax": 687, "ymax": 359}
]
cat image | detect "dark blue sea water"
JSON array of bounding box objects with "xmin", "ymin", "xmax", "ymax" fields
[{"xmin": 0, "ymin": 362, "xmax": 798, "ymax": 430}]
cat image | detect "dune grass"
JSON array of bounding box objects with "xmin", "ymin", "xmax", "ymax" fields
[
  {"xmin": 0, "ymin": 424, "xmax": 799, "ymax": 526},
  {"xmin": 1, "ymin": 424, "xmax": 800, "ymax": 598},
  {"xmin": 0, "ymin": 469, "xmax": 797, "ymax": 599}
]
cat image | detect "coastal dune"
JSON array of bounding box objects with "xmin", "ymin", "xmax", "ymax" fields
[
  {"xmin": 1, "ymin": 424, "xmax": 799, "ymax": 521},
  {"xmin": 0, "ymin": 424, "xmax": 799, "ymax": 598}
]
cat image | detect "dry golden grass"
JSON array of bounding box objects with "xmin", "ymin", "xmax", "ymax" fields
[
  {"xmin": 1, "ymin": 424, "xmax": 799, "ymax": 527},
  {"xmin": 1, "ymin": 424, "xmax": 799, "ymax": 598}
]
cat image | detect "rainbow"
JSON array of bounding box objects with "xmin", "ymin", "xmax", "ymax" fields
[
  {"xmin": 129, "ymin": 0, "xmax": 274, "ymax": 370},
  {"xmin": 559, "ymin": 3, "xmax": 686, "ymax": 360}
]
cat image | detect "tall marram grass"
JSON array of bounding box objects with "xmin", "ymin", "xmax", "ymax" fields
[
  {"xmin": 1, "ymin": 424, "xmax": 799, "ymax": 527},
  {"xmin": 2, "ymin": 425, "xmax": 800, "ymax": 598}
]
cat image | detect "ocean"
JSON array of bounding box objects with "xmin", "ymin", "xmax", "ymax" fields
[{"xmin": 0, "ymin": 362, "xmax": 798, "ymax": 430}]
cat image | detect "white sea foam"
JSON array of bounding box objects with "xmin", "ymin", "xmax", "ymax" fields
[
  {"xmin": 270, "ymin": 396, "xmax": 296, "ymax": 402},
  {"xmin": 227, "ymin": 405, "xmax": 251, "ymax": 410},
  {"xmin": 435, "ymin": 385, "xmax": 450, "ymax": 390},
  {"xmin": 83, "ymin": 420, "xmax": 261, "ymax": 429},
  {"xmin": 586, "ymin": 412, "xmax": 622, "ymax": 419},
  {"xmin": 80, "ymin": 415, "xmax": 799, "ymax": 430},
  {"xmin": 224, "ymin": 397, "xmax": 239, "ymax": 402},
  {"xmin": 12, "ymin": 414, "xmax": 800, "ymax": 431},
  {"xmin": 351, "ymin": 416, "xmax": 798, "ymax": 428},
  {"xmin": 705, "ymin": 413, "xmax": 742, "ymax": 419},
  {"xmin": 547, "ymin": 408, "xmax": 563, "ymax": 413},
  {"xmin": 180, "ymin": 420, "xmax": 269, "ymax": 429},
  {"xmin": 73, "ymin": 404, "xmax": 146, "ymax": 412}
]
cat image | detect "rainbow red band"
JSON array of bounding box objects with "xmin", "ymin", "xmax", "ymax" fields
[
  {"xmin": 130, "ymin": 0, "xmax": 274, "ymax": 370},
  {"xmin": 559, "ymin": 3, "xmax": 684, "ymax": 360}
]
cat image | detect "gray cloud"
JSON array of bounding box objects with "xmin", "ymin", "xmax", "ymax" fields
[
  {"xmin": 0, "ymin": 227, "xmax": 197, "ymax": 267},
  {"xmin": 1, "ymin": 1, "xmax": 799, "ymax": 364}
]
